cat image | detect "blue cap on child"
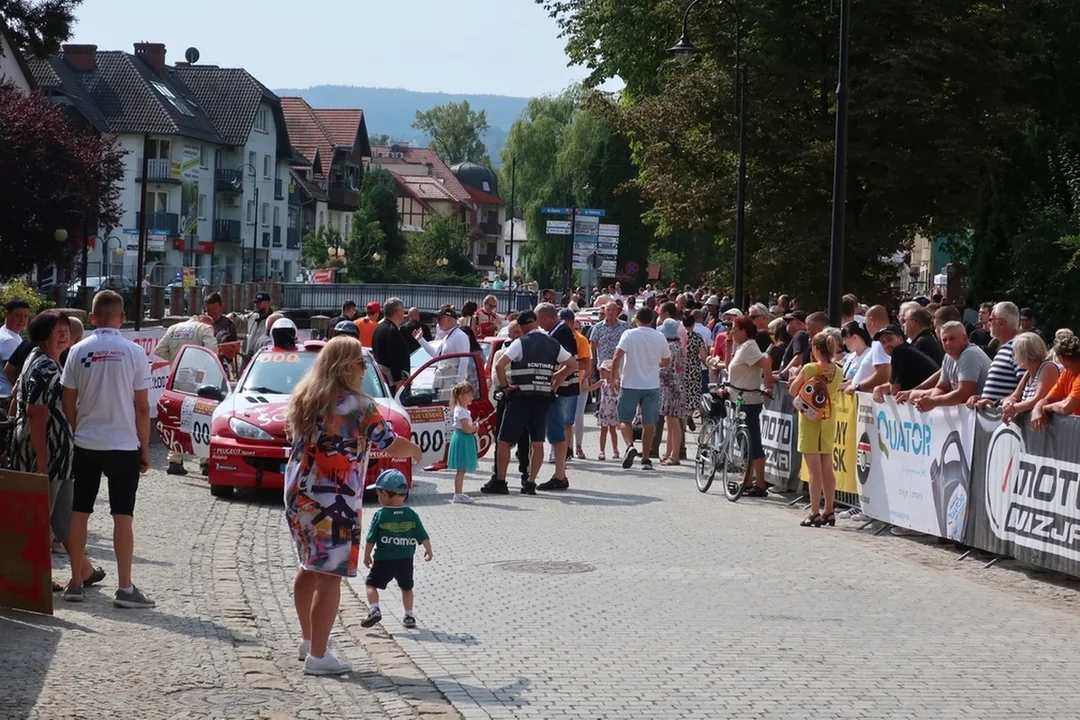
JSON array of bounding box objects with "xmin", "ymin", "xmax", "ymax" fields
[{"xmin": 374, "ymin": 469, "xmax": 410, "ymax": 494}]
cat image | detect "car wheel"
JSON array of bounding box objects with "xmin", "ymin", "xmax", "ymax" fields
[{"xmin": 209, "ymin": 483, "xmax": 234, "ymax": 499}]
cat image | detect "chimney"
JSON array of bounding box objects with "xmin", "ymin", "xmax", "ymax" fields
[
  {"xmin": 133, "ymin": 42, "xmax": 166, "ymax": 75},
  {"xmin": 62, "ymin": 44, "xmax": 98, "ymax": 71}
]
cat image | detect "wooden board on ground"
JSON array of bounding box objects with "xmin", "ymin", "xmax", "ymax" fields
[{"xmin": 0, "ymin": 469, "xmax": 53, "ymax": 615}]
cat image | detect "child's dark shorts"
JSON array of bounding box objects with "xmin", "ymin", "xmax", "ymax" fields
[{"xmin": 365, "ymin": 557, "xmax": 414, "ymax": 591}]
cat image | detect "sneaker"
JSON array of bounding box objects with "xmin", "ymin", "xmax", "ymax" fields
[
  {"xmin": 537, "ymin": 477, "xmax": 569, "ymax": 491},
  {"xmin": 622, "ymin": 447, "xmax": 639, "ymax": 469},
  {"xmin": 838, "ymin": 507, "xmax": 861, "ymax": 519},
  {"xmin": 51, "ymin": 541, "xmax": 67, "ymax": 555},
  {"xmin": 641, "ymin": 459, "xmax": 654, "ymax": 471},
  {"xmin": 851, "ymin": 512, "xmax": 870, "ymax": 522},
  {"xmin": 612, "ymin": 450, "xmax": 621, "ymax": 460},
  {"xmin": 480, "ymin": 479, "xmax": 509, "ymax": 495},
  {"xmin": 298, "ymin": 640, "xmax": 311, "ymax": 661},
  {"xmin": 62, "ymin": 581, "xmax": 84, "ymax": 603},
  {"xmin": 520, "ymin": 480, "xmax": 537, "ymax": 496},
  {"xmin": 166, "ymin": 462, "xmax": 187, "ymax": 476},
  {"xmin": 548, "ymin": 452, "xmax": 555, "ymax": 464},
  {"xmin": 304, "ymin": 650, "xmax": 350, "ymax": 676},
  {"xmin": 451, "ymin": 493, "xmax": 475, "ymax": 504},
  {"xmin": 199, "ymin": 463, "xmax": 209, "ymax": 476},
  {"xmin": 360, "ymin": 607, "xmax": 383, "ymax": 628},
  {"xmin": 113, "ymin": 585, "xmax": 156, "ymax": 609},
  {"xmin": 402, "ymin": 614, "xmax": 417, "ymax": 629}
]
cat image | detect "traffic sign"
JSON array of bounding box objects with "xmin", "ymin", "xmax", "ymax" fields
[
  {"xmin": 546, "ymin": 220, "xmax": 572, "ymax": 235},
  {"xmin": 598, "ymin": 223, "xmax": 620, "ymax": 237},
  {"xmin": 578, "ymin": 208, "xmax": 606, "ymax": 217},
  {"xmin": 626, "ymin": 261, "xmax": 640, "ymax": 274},
  {"xmin": 600, "ymin": 259, "xmax": 617, "ymax": 273},
  {"xmin": 541, "ymin": 206, "xmax": 572, "ymax": 215}
]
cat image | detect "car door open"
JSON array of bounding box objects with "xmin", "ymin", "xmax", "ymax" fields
[{"xmin": 156, "ymin": 345, "xmax": 229, "ymax": 461}]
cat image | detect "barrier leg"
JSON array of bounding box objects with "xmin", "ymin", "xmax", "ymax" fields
[
  {"xmin": 983, "ymin": 556, "xmax": 1001, "ymax": 569},
  {"xmin": 873, "ymin": 523, "xmax": 892, "ymax": 536},
  {"xmin": 857, "ymin": 518, "xmax": 876, "ymax": 532},
  {"xmin": 956, "ymin": 549, "xmax": 974, "ymax": 562},
  {"xmin": 786, "ymin": 492, "xmax": 807, "ymax": 507}
]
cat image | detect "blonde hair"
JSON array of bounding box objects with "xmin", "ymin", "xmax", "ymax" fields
[
  {"xmin": 451, "ymin": 381, "xmax": 475, "ymax": 407},
  {"xmin": 812, "ymin": 330, "xmax": 840, "ymax": 363},
  {"xmin": 286, "ymin": 336, "xmax": 369, "ymax": 440}
]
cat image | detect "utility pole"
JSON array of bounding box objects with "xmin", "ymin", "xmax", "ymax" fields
[
  {"xmin": 251, "ymin": 184, "xmax": 260, "ymax": 282},
  {"xmin": 827, "ymin": 0, "xmax": 851, "ymax": 327},
  {"xmin": 508, "ymin": 157, "xmax": 516, "ymax": 291},
  {"xmin": 134, "ymin": 133, "xmax": 150, "ymax": 330}
]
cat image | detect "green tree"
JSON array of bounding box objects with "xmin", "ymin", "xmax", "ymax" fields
[
  {"xmin": 398, "ymin": 212, "xmax": 477, "ymax": 286},
  {"xmin": 412, "ymin": 100, "xmax": 491, "ymax": 166},
  {"xmin": 300, "ymin": 226, "xmax": 342, "ymax": 270},
  {"xmin": 542, "ymin": 0, "xmax": 1030, "ymax": 305},
  {"xmin": 368, "ymin": 133, "xmax": 392, "ymax": 147},
  {"xmin": 1, "ymin": 0, "xmax": 81, "ymax": 57},
  {"xmin": 359, "ymin": 168, "xmax": 405, "ymax": 264}
]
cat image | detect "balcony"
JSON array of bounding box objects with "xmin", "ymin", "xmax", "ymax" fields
[
  {"xmin": 135, "ymin": 211, "xmax": 179, "ymax": 236},
  {"xmin": 287, "ymin": 227, "xmax": 301, "ymax": 249},
  {"xmin": 136, "ymin": 158, "xmax": 178, "ymax": 183},
  {"xmin": 288, "ymin": 181, "xmax": 303, "ymax": 205},
  {"xmin": 328, "ymin": 180, "xmax": 360, "ymax": 210},
  {"xmin": 215, "ymin": 168, "xmax": 243, "ymax": 193},
  {"xmin": 274, "ymin": 178, "xmax": 284, "ymax": 200},
  {"xmin": 213, "ymin": 219, "xmax": 242, "ymax": 243},
  {"xmin": 476, "ymin": 252, "xmax": 498, "ymax": 267},
  {"xmin": 272, "ymin": 226, "xmax": 282, "ymax": 247},
  {"xmin": 479, "ymin": 220, "xmax": 503, "ymax": 236},
  {"xmin": 261, "ymin": 231, "xmax": 270, "ymax": 248}
]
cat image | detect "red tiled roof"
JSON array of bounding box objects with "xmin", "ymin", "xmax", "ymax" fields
[
  {"xmin": 464, "ymin": 184, "xmax": 503, "ymax": 206},
  {"xmin": 313, "ymin": 108, "xmax": 363, "ymax": 150},
  {"xmin": 281, "ymin": 96, "xmax": 336, "ymax": 176},
  {"xmin": 402, "ymin": 175, "xmax": 459, "ymax": 202},
  {"xmin": 371, "ymin": 145, "xmax": 473, "ymax": 205},
  {"xmin": 387, "ymin": 173, "xmax": 434, "ymax": 212}
]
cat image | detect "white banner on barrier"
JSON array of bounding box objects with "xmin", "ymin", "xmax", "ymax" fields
[
  {"xmin": 856, "ymin": 394, "xmax": 975, "ymax": 540},
  {"xmin": 120, "ymin": 329, "xmax": 167, "ymax": 419}
]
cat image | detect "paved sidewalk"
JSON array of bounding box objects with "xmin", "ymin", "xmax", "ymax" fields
[
  {"xmin": 0, "ymin": 445, "xmax": 459, "ymax": 720},
  {"xmin": 351, "ymin": 425, "xmax": 1080, "ymax": 720}
]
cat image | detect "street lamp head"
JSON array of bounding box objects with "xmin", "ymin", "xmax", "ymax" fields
[
  {"xmin": 668, "ymin": 28, "xmax": 698, "ymax": 65},
  {"xmin": 372, "ymin": 253, "xmax": 382, "ymax": 263},
  {"xmin": 114, "ymin": 247, "xmax": 126, "ymax": 257},
  {"xmin": 54, "ymin": 228, "xmax": 68, "ymax": 242}
]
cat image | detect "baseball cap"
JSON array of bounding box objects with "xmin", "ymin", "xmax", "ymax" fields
[
  {"xmin": 374, "ymin": 469, "xmax": 409, "ymax": 494},
  {"xmin": 334, "ymin": 320, "xmax": 360, "ymax": 337},
  {"xmin": 706, "ymin": 295, "xmax": 720, "ymax": 306},
  {"xmin": 783, "ymin": 310, "xmax": 808, "ymax": 323},
  {"xmin": 722, "ymin": 307, "xmax": 743, "ymax": 318},
  {"xmin": 517, "ymin": 310, "xmax": 538, "ymax": 326},
  {"xmin": 873, "ymin": 324, "xmax": 904, "ymax": 341},
  {"xmin": 558, "ymin": 308, "xmax": 575, "ymax": 321},
  {"xmin": 366, "ymin": 301, "xmax": 381, "ymax": 314},
  {"xmin": 255, "ymin": 291, "xmax": 271, "ymax": 303},
  {"xmin": 437, "ymin": 305, "xmax": 459, "ymax": 319}
]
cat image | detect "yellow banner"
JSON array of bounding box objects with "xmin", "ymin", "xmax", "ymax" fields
[{"xmin": 800, "ymin": 390, "xmax": 859, "ymax": 494}]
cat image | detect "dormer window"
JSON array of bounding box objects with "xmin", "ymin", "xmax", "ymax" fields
[
  {"xmin": 482, "ymin": 181, "xmax": 491, "ymax": 192},
  {"xmin": 254, "ymin": 108, "xmax": 268, "ymax": 132}
]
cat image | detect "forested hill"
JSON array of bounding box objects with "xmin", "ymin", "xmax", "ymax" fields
[{"xmin": 272, "ymin": 85, "xmax": 529, "ymax": 167}]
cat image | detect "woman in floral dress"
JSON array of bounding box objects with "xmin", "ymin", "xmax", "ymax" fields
[
  {"xmin": 682, "ymin": 313, "xmax": 706, "ymax": 422},
  {"xmin": 658, "ymin": 319, "xmax": 686, "ymax": 465},
  {"xmin": 285, "ymin": 337, "xmax": 421, "ymax": 676}
]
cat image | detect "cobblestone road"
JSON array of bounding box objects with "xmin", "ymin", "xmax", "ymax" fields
[
  {"xmin": 0, "ymin": 445, "xmax": 459, "ymax": 720},
  {"xmin": 351, "ymin": 425, "xmax": 1080, "ymax": 720}
]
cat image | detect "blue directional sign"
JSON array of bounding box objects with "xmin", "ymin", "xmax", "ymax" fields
[
  {"xmin": 541, "ymin": 206, "xmax": 572, "ymax": 215},
  {"xmin": 577, "ymin": 208, "xmax": 606, "ymax": 217}
]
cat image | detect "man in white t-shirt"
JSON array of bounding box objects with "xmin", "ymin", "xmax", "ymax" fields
[
  {"xmin": 416, "ymin": 305, "xmax": 474, "ymax": 400},
  {"xmin": 60, "ymin": 290, "xmax": 155, "ymax": 609},
  {"xmin": 0, "ymin": 297, "xmax": 31, "ymax": 399},
  {"xmin": 850, "ymin": 305, "xmax": 892, "ymax": 393},
  {"xmin": 610, "ymin": 307, "xmax": 671, "ymax": 471}
]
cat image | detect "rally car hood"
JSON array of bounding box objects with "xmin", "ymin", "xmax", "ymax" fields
[{"xmin": 213, "ymin": 391, "xmax": 409, "ymax": 438}]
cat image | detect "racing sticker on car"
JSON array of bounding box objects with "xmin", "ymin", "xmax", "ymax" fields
[
  {"xmin": 406, "ymin": 407, "xmax": 444, "ymax": 424},
  {"xmin": 258, "ymin": 352, "xmax": 299, "ymax": 363}
]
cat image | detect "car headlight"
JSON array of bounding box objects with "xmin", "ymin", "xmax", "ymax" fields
[{"xmin": 229, "ymin": 417, "xmax": 274, "ymax": 440}]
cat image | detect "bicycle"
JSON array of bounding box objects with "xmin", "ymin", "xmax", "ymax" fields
[{"xmin": 694, "ymin": 382, "xmax": 762, "ymax": 501}]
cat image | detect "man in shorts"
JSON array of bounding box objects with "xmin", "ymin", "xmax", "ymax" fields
[
  {"xmin": 484, "ymin": 310, "xmax": 577, "ymax": 495},
  {"xmin": 61, "ymin": 290, "xmax": 155, "ymax": 608},
  {"xmin": 610, "ymin": 307, "xmax": 671, "ymax": 471}
]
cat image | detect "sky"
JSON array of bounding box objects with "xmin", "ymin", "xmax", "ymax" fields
[{"xmin": 70, "ymin": 0, "xmax": 621, "ymax": 97}]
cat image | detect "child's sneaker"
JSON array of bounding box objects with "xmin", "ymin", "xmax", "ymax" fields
[
  {"xmin": 402, "ymin": 614, "xmax": 417, "ymax": 629},
  {"xmin": 451, "ymin": 493, "xmax": 474, "ymax": 504},
  {"xmin": 612, "ymin": 450, "xmax": 621, "ymax": 460},
  {"xmin": 360, "ymin": 607, "xmax": 382, "ymax": 628}
]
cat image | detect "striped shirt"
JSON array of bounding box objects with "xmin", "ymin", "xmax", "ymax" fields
[
  {"xmin": 982, "ymin": 339, "xmax": 1023, "ymax": 401},
  {"xmin": 1022, "ymin": 361, "xmax": 1059, "ymax": 401}
]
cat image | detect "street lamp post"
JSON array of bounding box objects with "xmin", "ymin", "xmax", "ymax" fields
[
  {"xmin": 233, "ymin": 164, "xmax": 259, "ymax": 282},
  {"xmin": 102, "ymin": 236, "xmax": 125, "ymax": 277},
  {"xmin": 669, "ymin": 0, "xmax": 747, "ymax": 308},
  {"xmin": 327, "ymin": 245, "xmax": 346, "ymax": 282},
  {"xmin": 826, "ymin": 0, "xmax": 851, "ymax": 327}
]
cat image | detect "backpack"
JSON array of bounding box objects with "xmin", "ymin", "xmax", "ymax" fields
[{"xmin": 793, "ymin": 369, "xmax": 834, "ymax": 422}]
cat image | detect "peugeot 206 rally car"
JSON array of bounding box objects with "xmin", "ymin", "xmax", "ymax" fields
[{"xmin": 156, "ymin": 339, "xmax": 496, "ymax": 498}]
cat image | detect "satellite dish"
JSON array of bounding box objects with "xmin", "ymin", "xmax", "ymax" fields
[{"xmin": 185, "ymin": 47, "xmax": 200, "ymax": 64}]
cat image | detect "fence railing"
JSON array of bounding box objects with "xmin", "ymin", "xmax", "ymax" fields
[{"xmin": 281, "ymin": 283, "xmax": 537, "ymax": 313}]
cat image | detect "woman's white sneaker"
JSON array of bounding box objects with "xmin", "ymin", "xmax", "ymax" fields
[
  {"xmin": 297, "ymin": 640, "xmax": 311, "ymax": 661},
  {"xmin": 451, "ymin": 493, "xmax": 474, "ymax": 504},
  {"xmin": 304, "ymin": 650, "xmax": 350, "ymax": 675}
]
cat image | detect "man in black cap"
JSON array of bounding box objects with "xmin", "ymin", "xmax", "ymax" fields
[
  {"xmin": 482, "ymin": 309, "xmax": 577, "ymax": 495},
  {"xmin": 871, "ymin": 324, "xmax": 941, "ymax": 401},
  {"xmin": 416, "ymin": 305, "xmax": 472, "ymax": 400},
  {"xmin": 237, "ymin": 292, "xmax": 273, "ymax": 358}
]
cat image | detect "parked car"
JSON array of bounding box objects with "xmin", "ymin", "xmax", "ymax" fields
[
  {"xmin": 66, "ymin": 276, "xmax": 136, "ymax": 310},
  {"xmin": 163, "ymin": 277, "xmax": 210, "ymax": 314}
]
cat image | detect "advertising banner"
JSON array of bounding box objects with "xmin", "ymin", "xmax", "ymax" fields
[
  {"xmin": 969, "ymin": 413, "xmax": 1080, "ymax": 575},
  {"xmin": 800, "ymin": 390, "xmax": 860, "ymax": 494},
  {"xmin": 179, "ymin": 143, "xmax": 200, "ymax": 242},
  {"xmin": 121, "ymin": 328, "xmax": 168, "ymax": 419},
  {"xmin": 855, "ymin": 395, "xmax": 975, "ymax": 540},
  {"xmin": 760, "ymin": 384, "xmax": 801, "ymax": 491}
]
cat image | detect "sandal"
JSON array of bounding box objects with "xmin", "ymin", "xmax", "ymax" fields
[
  {"xmin": 82, "ymin": 566, "xmax": 106, "ymax": 587},
  {"xmin": 612, "ymin": 450, "xmax": 621, "ymax": 459},
  {"xmin": 801, "ymin": 513, "xmax": 824, "ymax": 528},
  {"xmin": 742, "ymin": 486, "xmax": 768, "ymax": 498},
  {"xmin": 52, "ymin": 581, "xmax": 63, "ymax": 593},
  {"xmin": 575, "ymin": 447, "xmax": 586, "ymax": 460},
  {"xmin": 598, "ymin": 451, "xmax": 606, "ymax": 461},
  {"xmin": 660, "ymin": 458, "xmax": 681, "ymax": 466}
]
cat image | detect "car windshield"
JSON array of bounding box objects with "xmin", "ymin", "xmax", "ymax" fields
[{"xmin": 239, "ymin": 350, "xmax": 386, "ymax": 398}]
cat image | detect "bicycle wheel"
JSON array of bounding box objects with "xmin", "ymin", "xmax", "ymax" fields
[
  {"xmin": 721, "ymin": 425, "xmax": 752, "ymax": 502},
  {"xmin": 695, "ymin": 418, "xmax": 720, "ymax": 493}
]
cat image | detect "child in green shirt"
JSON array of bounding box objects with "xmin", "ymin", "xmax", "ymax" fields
[{"xmin": 362, "ymin": 469, "xmax": 433, "ymax": 629}]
